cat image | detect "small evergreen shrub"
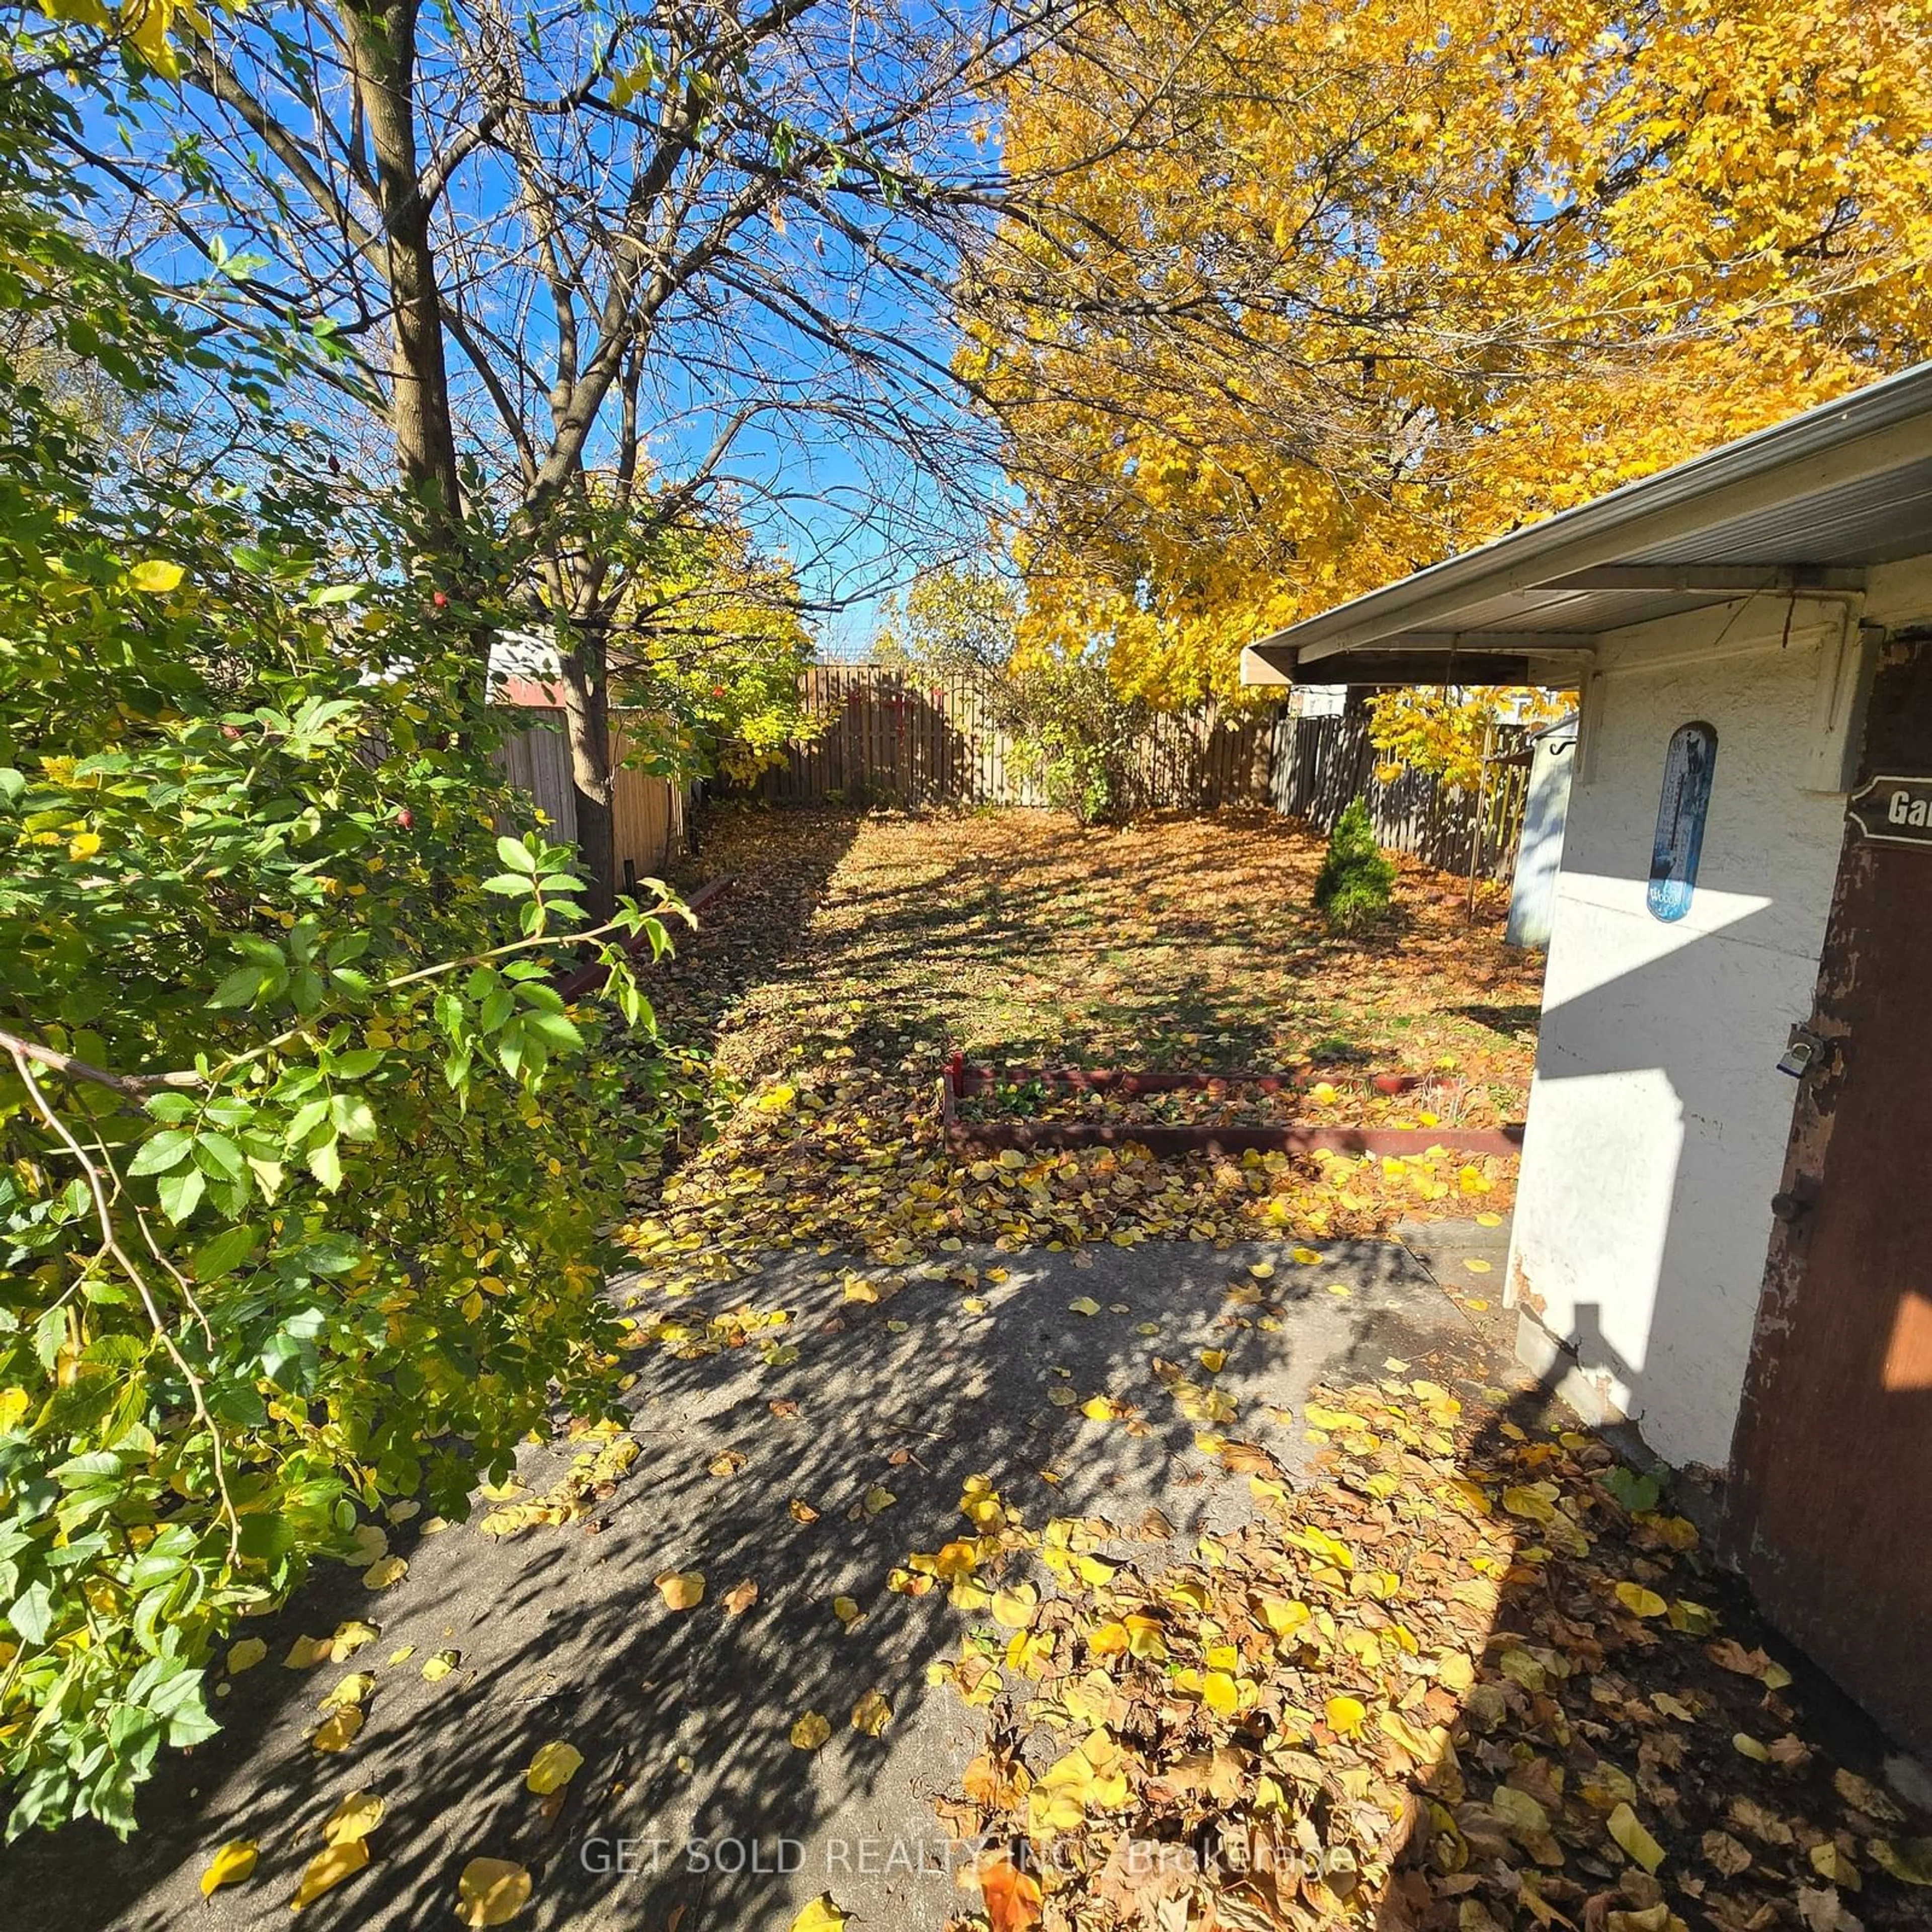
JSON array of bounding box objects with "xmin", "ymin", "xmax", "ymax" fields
[{"xmin": 1313, "ymin": 798, "xmax": 1397, "ymax": 933}]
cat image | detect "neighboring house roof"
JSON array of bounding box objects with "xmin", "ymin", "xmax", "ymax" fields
[
  {"xmin": 1243, "ymin": 361, "xmax": 1932, "ymax": 689},
  {"xmin": 488, "ymin": 630, "xmax": 566, "ymax": 708}
]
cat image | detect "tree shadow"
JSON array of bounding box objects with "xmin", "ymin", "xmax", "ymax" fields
[
  {"xmin": 1370, "ymin": 1366, "xmax": 1929, "ymax": 1931},
  {"xmin": 689, "ymin": 807, "xmax": 1534, "ymax": 1082},
  {"xmin": 0, "ymin": 1237, "xmax": 1465, "ymax": 1929}
]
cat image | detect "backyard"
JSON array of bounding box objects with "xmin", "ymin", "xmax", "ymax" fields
[
  {"xmin": 627, "ymin": 808, "xmax": 1541, "ymax": 1293},
  {"xmin": 9, "ymin": 805, "xmax": 1926, "ymax": 1932}
]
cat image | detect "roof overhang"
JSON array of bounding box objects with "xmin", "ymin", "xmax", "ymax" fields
[{"xmin": 1243, "ymin": 363, "xmax": 1932, "ymax": 689}]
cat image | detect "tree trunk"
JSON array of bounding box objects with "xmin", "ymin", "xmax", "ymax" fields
[
  {"xmin": 556, "ymin": 649, "xmax": 616, "ymax": 922},
  {"xmin": 342, "ymin": 0, "xmax": 465, "ymax": 529}
]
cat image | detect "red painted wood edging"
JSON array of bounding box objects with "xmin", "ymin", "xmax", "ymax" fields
[{"xmin": 937, "ymin": 1054, "xmax": 1522, "ymax": 1159}]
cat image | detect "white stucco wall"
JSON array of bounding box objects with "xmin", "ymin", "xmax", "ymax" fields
[{"xmin": 1505, "ymin": 600, "xmax": 1865, "ymax": 1472}]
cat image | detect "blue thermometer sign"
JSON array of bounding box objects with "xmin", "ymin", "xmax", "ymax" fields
[{"xmin": 1648, "ymin": 721, "xmax": 1718, "ymax": 923}]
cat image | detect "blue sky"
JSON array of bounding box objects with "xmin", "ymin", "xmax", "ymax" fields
[{"xmin": 84, "ymin": 0, "xmax": 1014, "ymax": 663}]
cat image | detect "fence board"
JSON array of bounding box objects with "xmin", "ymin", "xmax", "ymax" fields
[{"xmin": 490, "ymin": 707, "xmax": 683, "ymax": 881}]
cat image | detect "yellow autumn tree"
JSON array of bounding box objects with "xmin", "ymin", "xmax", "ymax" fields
[{"xmin": 967, "ymin": 0, "xmax": 1932, "ymax": 707}]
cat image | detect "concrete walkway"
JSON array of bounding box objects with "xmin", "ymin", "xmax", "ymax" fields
[{"xmin": 9, "ymin": 1225, "xmax": 1511, "ymax": 1930}]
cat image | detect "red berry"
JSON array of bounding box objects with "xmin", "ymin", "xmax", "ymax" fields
[
  {"xmin": 432, "ymin": 590, "xmax": 448, "ymax": 609},
  {"xmin": 220, "ymin": 724, "xmax": 242, "ymax": 739},
  {"xmin": 396, "ymin": 807, "xmax": 414, "ymax": 830}
]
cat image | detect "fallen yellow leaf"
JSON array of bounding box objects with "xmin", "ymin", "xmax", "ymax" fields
[
  {"xmin": 456, "ymin": 1857, "xmax": 532, "ymax": 1926},
  {"xmin": 200, "ymin": 1838, "xmax": 258, "ymax": 1897},
  {"xmin": 656, "ymin": 1569, "xmax": 704, "ymax": 1610},
  {"xmin": 1809, "ymin": 1841, "xmax": 1862, "ymax": 1888},
  {"xmin": 319, "ymin": 1671, "xmax": 375, "ymax": 1710},
  {"xmin": 321, "ymin": 1790, "xmax": 385, "ymax": 1846},
  {"xmin": 525, "ymin": 1740, "xmax": 584, "ymax": 1795},
  {"xmin": 1325, "ymin": 1695, "xmax": 1367, "ymax": 1738},
  {"xmin": 991, "ymin": 1583, "xmax": 1038, "ymax": 1628},
  {"xmin": 226, "ymin": 1637, "xmax": 268, "ymax": 1674},
  {"xmin": 1869, "ymin": 1837, "xmax": 1932, "ymax": 1886},
  {"xmin": 791, "ymin": 1896, "xmax": 850, "ymax": 1931},
  {"xmin": 791, "ymin": 1711, "xmax": 832, "ymax": 1750},
  {"xmin": 330, "ymin": 1620, "xmax": 380, "ymax": 1661},
  {"xmin": 310, "ymin": 1707, "xmax": 364, "ymax": 1753},
  {"xmin": 1608, "ymin": 1801, "xmax": 1665, "ymax": 1873},
  {"xmin": 852, "ymin": 1689, "xmax": 892, "ymax": 1736},
  {"xmin": 290, "ymin": 1838, "xmax": 369, "ymax": 1911},
  {"xmin": 1615, "ymin": 1581, "xmax": 1667, "ymax": 1619}
]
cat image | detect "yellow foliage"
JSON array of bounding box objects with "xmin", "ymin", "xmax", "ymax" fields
[{"xmin": 970, "ymin": 0, "xmax": 1932, "ymax": 703}]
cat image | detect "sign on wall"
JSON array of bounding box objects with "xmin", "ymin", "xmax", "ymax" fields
[
  {"xmin": 1847, "ymin": 775, "xmax": 1932, "ymax": 847},
  {"xmin": 1648, "ymin": 721, "xmax": 1719, "ymax": 923}
]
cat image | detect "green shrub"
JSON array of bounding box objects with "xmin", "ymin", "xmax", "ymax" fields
[
  {"xmin": 1001, "ymin": 660, "xmax": 1146, "ymax": 825},
  {"xmin": 0, "ymin": 54, "xmax": 674, "ymax": 1836},
  {"xmin": 1313, "ymin": 797, "xmax": 1397, "ymax": 934}
]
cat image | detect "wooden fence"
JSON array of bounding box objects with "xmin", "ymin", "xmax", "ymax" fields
[
  {"xmin": 739, "ymin": 665, "xmax": 1530, "ymax": 880},
  {"xmin": 1267, "ymin": 712, "xmax": 1531, "ymax": 881},
  {"xmin": 490, "ymin": 708, "xmax": 684, "ymax": 884},
  {"xmin": 747, "ymin": 664, "xmax": 1048, "ymax": 807},
  {"xmin": 741, "ymin": 665, "xmax": 1278, "ymax": 814}
]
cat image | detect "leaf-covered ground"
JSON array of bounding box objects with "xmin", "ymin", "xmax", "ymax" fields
[
  {"xmin": 13, "ymin": 806, "xmax": 1925, "ymax": 1932},
  {"xmin": 624, "ymin": 807, "xmax": 1541, "ymax": 1291},
  {"xmin": 891, "ymin": 1303, "xmax": 1932, "ymax": 1932}
]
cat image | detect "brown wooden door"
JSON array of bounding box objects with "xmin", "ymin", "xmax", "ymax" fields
[{"xmin": 1724, "ymin": 633, "xmax": 1932, "ymax": 1757}]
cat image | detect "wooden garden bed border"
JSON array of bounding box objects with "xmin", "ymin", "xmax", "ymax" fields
[
  {"xmin": 553, "ymin": 874, "xmax": 736, "ymax": 1001},
  {"xmin": 938, "ymin": 1054, "xmax": 1523, "ymax": 1159}
]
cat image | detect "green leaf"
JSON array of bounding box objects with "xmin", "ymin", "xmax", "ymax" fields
[
  {"xmin": 523, "ymin": 1010, "xmax": 584, "ymax": 1054},
  {"xmin": 127, "ymin": 1131, "xmax": 193, "ymax": 1177},
  {"xmin": 189, "ymin": 1224, "xmax": 260, "ymax": 1282},
  {"xmin": 191, "ymin": 1134, "xmax": 247, "ymax": 1182},
  {"xmin": 306, "ymin": 1137, "xmax": 344, "ymax": 1192},
  {"xmin": 154, "ymin": 1166, "xmax": 206, "ymax": 1224},
  {"xmin": 495, "ymin": 835, "xmax": 540, "ymax": 873},
  {"xmin": 207, "ymin": 965, "xmax": 266, "ymax": 1010},
  {"xmin": 236, "ymin": 1514, "xmax": 297, "ymax": 1561},
  {"xmin": 1604, "ymin": 1466, "xmax": 1661, "ymax": 1514},
  {"xmin": 10, "ymin": 1579, "xmax": 56, "ymax": 1646}
]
